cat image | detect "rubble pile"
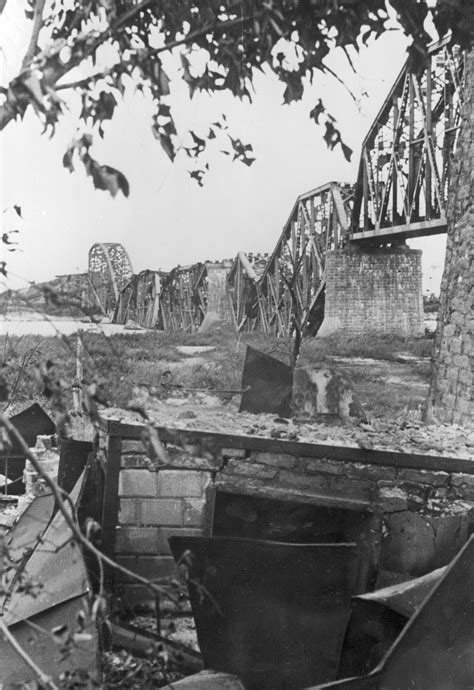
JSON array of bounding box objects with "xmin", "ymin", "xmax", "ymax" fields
[{"xmin": 102, "ymin": 396, "xmax": 474, "ymax": 461}]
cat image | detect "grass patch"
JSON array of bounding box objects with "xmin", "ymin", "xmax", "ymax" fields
[
  {"xmin": 0, "ymin": 328, "xmax": 431, "ymax": 421},
  {"xmin": 299, "ymin": 330, "xmax": 434, "ymax": 366}
]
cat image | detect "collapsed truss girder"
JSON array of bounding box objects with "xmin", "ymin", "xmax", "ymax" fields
[
  {"xmin": 88, "ymin": 243, "xmax": 133, "ymax": 315},
  {"xmin": 227, "ymin": 183, "xmax": 353, "ymax": 337},
  {"xmin": 158, "ymin": 263, "xmax": 210, "ymax": 332},
  {"xmin": 112, "ymin": 37, "xmax": 464, "ymax": 336}
]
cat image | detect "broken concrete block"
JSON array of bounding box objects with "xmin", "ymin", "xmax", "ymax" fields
[
  {"xmin": 380, "ymin": 512, "xmax": 469, "ymax": 578},
  {"xmin": 380, "ymin": 512, "xmax": 436, "ymax": 577},
  {"xmin": 292, "ymin": 366, "xmax": 366, "ymax": 423}
]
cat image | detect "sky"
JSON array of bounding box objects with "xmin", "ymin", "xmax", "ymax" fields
[{"xmin": 0, "ymin": 2, "xmax": 446, "ymax": 296}]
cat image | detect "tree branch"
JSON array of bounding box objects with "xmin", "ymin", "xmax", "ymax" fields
[
  {"xmin": 0, "ymin": 619, "xmax": 58, "ymax": 690},
  {"xmin": 0, "ymin": 414, "xmax": 175, "ymax": 600},
  {"xmin": 22, "ymin": 0, "xmax": 47, "ymax": 70},
  {"xmin": 0, "ymin": 6, "xmax": 257, "ymax": 131},
  {"xmin": 55, "ymin": 69, "xmax": 113, "ymax": 92}
]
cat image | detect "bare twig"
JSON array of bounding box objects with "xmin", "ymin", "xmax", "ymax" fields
[
  {"xmin": 0, "ymin": 618, "xmax": 58, "ymax": 690},
  {"xmin": 5, "ymin": 341, "xmax": 41, "ymax": 412},
  {"xmin": 0, "ymin": 414, "xmax": 176, "ymax": 602},
  {"xmin": 322, "ymin": 62, "xmax": 359, "ymax": 105},
  {"xmin": 21, "ymin": 0, "xmax": 47, "ymax": 70}
]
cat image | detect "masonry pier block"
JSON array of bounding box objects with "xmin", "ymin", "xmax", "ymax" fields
[
  {"xmin": 320, "ymin": 246, "xmax": 423, "ymax": 336},
  {"xmin": 199, "ymin": 262, "xmax": 233, "ymax": 331}
]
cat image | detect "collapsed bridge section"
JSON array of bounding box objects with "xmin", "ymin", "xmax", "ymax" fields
[
  {"xmin": 227, "ymin": 183, "xmax": 353, "ymax": 336},
  {"xmin": 111, "ymin": 37, "xmax": 464, "ymax": 337},
  {"xmin": 88, "ymin": 242, "xmax": 133, "ymax": 315}
]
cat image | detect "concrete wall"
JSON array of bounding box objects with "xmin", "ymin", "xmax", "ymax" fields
[
  {"xmin": 102, "ymin": 422, "xmax": 474, "ymax": 608},
  {"xmin": 320, "ymin": 246, "xmax": 424, "ymax": 336}
]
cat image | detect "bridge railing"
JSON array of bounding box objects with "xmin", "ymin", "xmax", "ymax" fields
[{"xmin": 350, "ymin": 36, "xmax": 463, "ymax": 242}]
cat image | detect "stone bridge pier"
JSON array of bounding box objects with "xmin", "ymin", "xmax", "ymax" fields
[{"xmin": 319, "ymin": 244, "xmax": 424, "ymax": 337}]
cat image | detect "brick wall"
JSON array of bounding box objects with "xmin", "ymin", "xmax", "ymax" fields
[
  {"xmin": 430, "ymin": 48, "xmax": 473, "ymax": 427},
  {"xmin": 103, "ymin": 422, "xmax": 474, "ymax": 607},
  {"xmin": 320, "ymin": 246, "xmax": 423, "ymax": 336}
]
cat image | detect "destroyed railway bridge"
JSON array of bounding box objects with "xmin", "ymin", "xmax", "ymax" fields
[
  {"xmin": 108, "ymin": 36, "xmax": 463, "ymax": 340},
  {"xmin": 1, "ymin": 30, "xmax": 473, "ymax": 690}
]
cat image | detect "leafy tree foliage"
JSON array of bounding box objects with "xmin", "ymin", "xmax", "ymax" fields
[{"xmin": 0, "ymin": 0, "xmax": 472, "ymax": 194}]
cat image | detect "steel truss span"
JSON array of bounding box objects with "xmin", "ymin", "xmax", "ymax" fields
[
  {"xmin": 112, "ymin": 37, "xmax": 464, "ymax": 335},
  {"xmin": 227, "ymin": 183, "xmax": 352, "ymax": 337},
  {"xmin": 158, "ymin": 263, "xmax": 210, "ymax": 332},
  {"xmin": 88, "ymin": 243, "xmax": 133, "ymax": 315},
  {"xmin": 351, "ymin": 37, "xmax": 464, "ymax": 242}
]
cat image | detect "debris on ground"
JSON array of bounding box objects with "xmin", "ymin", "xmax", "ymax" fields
[{"xmin": 102, "ymin": 400, "xmax": 474, "ymax": 461}]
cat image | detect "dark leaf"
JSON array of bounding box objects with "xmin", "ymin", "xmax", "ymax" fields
[
  {"xmin": 190, "ymin": 130, "xmax": 205, "ymax": 149},
  {"xmin": 189, "ymin": 169, "xmax": 205, "ymax": 186},
  {"xmin": 13, "ymin": 204, "xmax": 22, "ymax": 218},
  {"xmin": 309, "ymin": 100, "xmax": 325, "ymax": 124},
  {"xmin": 341, "ymin": 142, "xmax": 353, "ymax": 162},
  {"xmin": 90, "ymin": 162, "xmax": 130, "ymax": 197},
  {"xmin": 96, "ymin": 91, "xmax": 117, "ymax": 121},
  {"xmin": 62, "ymin": 147, "xmax": 74, "ymax": 172},
  {"xmin": 2, "ymin": 232, "xmax": 18, "ymax": 245},
  {"xmin": 158, "ymin": 64, "xmax": 170, "ymax": 96},
  {"xmin": 158, "ymin": 132, "xmax": 176, "ymax": 161}
]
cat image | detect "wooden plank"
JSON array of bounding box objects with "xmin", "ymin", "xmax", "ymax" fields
[
  {"xmin": 106, "ymin": 420, "xmax": 474, "ymax": 475},
  {"xmin": 101, "ymin": 435, "xmax": 122, "ymax": 569},
  {"xmin": 214, "ymin": 477, "xmax": 370, "ymax": 512}
]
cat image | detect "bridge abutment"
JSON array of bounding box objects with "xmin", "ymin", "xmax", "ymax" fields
[{"xmin": 319, "ymin": 245, "xmax": 424, "ymax": 337}]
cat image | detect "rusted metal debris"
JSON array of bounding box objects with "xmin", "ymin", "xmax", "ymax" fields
[
  {"xmin": 8, "ymin": 403, "xmax": 56, "ymax": 449},
  {"xmin": 108, "ymin": 621, "xmax": 204, "ymax": 675},
  {"xmin": 312, "ymin": 536, "xmax": 474, "ymax": 689},
  {"xmin": 57, "ymin": 437, "xmax": 93, "ymax": 494},
  {"xmin": 0, "ymin": 470, "xmax": 100, "ymax": 686},
  {"xmin": 239, "ymin": 346, "xmax": 293, "ymax": 418},
  {"xmin": 1, "ymin": 404, "xmax": 56, "ymax": 493},
  {"xmin": 355, "ymin": 565, "xmax": 446, "ymax": 619},
  {"xmin": 2, "ymin": 492, "xmax": 55, "ymax": 572},
  {"xmin": 338, "ymin": 567, "xmax": 447, "ymax": 678},
  {"xmin": 169, "ymin": 535, "xmax": 359, "ymax": 690}
]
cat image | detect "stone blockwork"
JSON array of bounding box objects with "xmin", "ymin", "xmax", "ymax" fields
[
  {"xmin": 203, "ymin": 262, "xmax": 233, "ymax": 325},
  {"xmin": 103, "ymin": 422, "xmax": 474, "ymax": 607},
  {"xmin": 320, "ymin": 246, "xmax": 423, "ymax": 336},
  {"xmin": 430, "ymin": 48, "xmax": 474, "ymax": 427}
]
